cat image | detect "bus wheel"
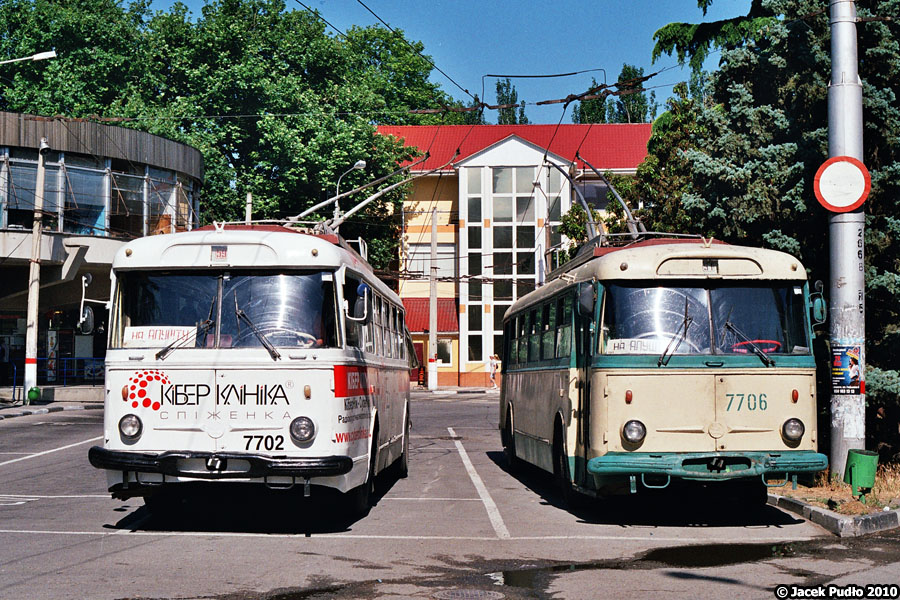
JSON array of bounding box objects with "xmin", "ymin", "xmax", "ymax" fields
[
  {"xmin": 349, "ymin": 431, "xmax": 378, "ymax": 516},
  {"xmin": 393, "ymin": 413, "xmax": 410, "ymax": 479},
  {"xmin": 554, "ymin": 426, "xmax": 586, "ymax": 509},
  {"xmin": 502, "ymin": 410, "xmax": 518, "ymax": 469}
]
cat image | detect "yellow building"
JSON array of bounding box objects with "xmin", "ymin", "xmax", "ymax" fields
[{"xmin": 377, "ymin": 124, "xmax": 651, "ymax": 387}]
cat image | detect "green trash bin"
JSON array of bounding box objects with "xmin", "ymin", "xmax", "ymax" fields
[
  {"xmin": 26, "ymin": 386, "xmax": 41, "ymax": 405},
  {"xmin": 843, "ymin": 449, "xmax": 878, "ymax": 498}
]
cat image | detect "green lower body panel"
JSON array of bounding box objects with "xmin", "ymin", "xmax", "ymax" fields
[{"xmin": 587, "ymin": 450, "xmax": 828, "ymax": 481}]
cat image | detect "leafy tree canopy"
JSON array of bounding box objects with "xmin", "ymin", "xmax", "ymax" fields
[
  {"xmin": 572, "ymin": 64, "xmax": 659, "ymax": 124},
  {"xmin": 495, "ymin": 77, "xmax": 528, "ymax": 125},
  {"xmin": 0, "ymin": 0, "xmax": 459, "ymax": 269}
]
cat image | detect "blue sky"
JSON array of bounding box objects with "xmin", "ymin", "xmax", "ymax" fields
[{"xmin": 149, "ymin": 0, "xmax": 750, "ymax": 123}]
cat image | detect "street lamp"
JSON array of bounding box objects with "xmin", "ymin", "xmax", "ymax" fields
[
  {"xmin": 2, "ymin": 50, "xmax": 57, "ymax": 402},
  {"xmin": 0, "ymin": 50, "xmax": 57, "ymax": 66},
  {"xmin": 24, "ymin": 138, "xmax": 51, "ymax": 401},
  {"xmin": 333, "ymin": 160, "xmax": 366, "ymax": 230}
]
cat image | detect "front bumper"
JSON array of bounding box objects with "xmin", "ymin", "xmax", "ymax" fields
[
  {"xmin": 88, "ymin": 446, "xmax": 353, "ymax": 480},
  {"xmin": 587, "ymin": 450, "xmax": 828, "ymax": 481}
]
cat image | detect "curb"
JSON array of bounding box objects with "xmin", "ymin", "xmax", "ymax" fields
[
  {"xmin": 768, "ymin": 492, "xmax": 900, "ymax": 537},
  {"xmin": 0, "ymin": 404, "xmax": 103, "ymax": 421}
]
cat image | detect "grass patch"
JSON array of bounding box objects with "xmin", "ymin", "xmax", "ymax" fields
[{"xmin": 771, "ymin": 463, "xmax": 900, "ymax": 515}]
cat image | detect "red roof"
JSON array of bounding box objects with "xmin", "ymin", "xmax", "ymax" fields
[
  {"xmin": 403, "ymin": 298, "xmax": 458, "ymax": 333},
  {"xmin": 376, "ymin": 124, "xmax": 651, "ymax": 172}
]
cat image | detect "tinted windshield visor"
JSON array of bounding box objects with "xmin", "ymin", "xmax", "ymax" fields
[
  {"xmin": 112, "ymin": 270, "xmax": 338, "ymax": 350},
  {"xmin": 602, "ymin": 283, "xmax": 810, "ymax": 356}
]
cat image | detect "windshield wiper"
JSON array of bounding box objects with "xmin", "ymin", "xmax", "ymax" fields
[
  {"xmin": 156, "ymin": 318, "xmax": 215, "ymax": 361},
  {"xmin": 723, "ymin": 321, "xmax": 775, "ymax": 367},
  {"xmin": 233, "ymin": 292, "xmax": 281, "ymax": 361},
  {"xmin": 658, "ymin": 296, "xmax": 693, "ymax": 367}
]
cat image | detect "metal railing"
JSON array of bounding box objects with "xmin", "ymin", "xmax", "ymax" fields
[{"xmin": 5, "ymin": 357, "xmax": 105, "ymax": 389}]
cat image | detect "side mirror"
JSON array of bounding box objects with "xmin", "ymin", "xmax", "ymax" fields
[
  {"xmin": 809, "ymin": 280, "xmax": 827, "ymax": 325},
  {"xmin": 79, "ymin": 305, "xmax": 94, "ymax": 335},
  {"xmin": 577, "ymin": 283, "xmax": 595, "ymax": 317},
  {"xmin": 347, "ymin": 283, "xmax": 370, "ymax": 324},
  {"xmin": 811, "ymin": 296, "xmax": 827, "ymax": 325}
]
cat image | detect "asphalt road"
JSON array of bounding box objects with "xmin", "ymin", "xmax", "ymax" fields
[{"xmin": 1, "ymin": 390, "xmax": 898, "ymax": 600}]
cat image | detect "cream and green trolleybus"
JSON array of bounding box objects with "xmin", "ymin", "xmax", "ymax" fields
[
  {"xmin": 499, "ymin": 236, "xmax": 828, "ymax": 504},
  {"xmin": 89, "ymin": 223, "xmax": 414, "ymax": 514}
]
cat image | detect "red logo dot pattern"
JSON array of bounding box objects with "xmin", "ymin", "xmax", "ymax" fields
[{"xmin": 124, "ymin": 370, "xmax": 169, "ymax": 412}]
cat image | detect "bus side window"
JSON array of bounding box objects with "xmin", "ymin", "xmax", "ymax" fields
[
  {"xmin": 398, "ymin": 311, "xmax": 406, "ymax": 360},
  {"xmin": 599, "ymin": 289, "xmax": 611, "ymax": 354},
  {"xmin": 542, "ymin": 301, "xmax": 556, "ymax": 360},
  {"xmin": 389, "ymin": 308, "xmax": 396, "ymax": 359},
  {"xmin": 556, "ymin": 296, "xmax": 572, "ymax": 358},
  {"xmin": 374, "ymin": 296, "xmax": 383, "ymax": 356},
  {"xmin": 508, "ymin": 320, "xmax": 517, "ymax": 365},
  {"xmin": 517, "ymin": 314, "xmax": 528, "ymax": 363},
  {"xmin": 344, "ymin": 276, "xmax": 361, "ymax": 349},
  {"xmin": 528, "ymin": 308, "xmax": 541, "ymax": 362}
]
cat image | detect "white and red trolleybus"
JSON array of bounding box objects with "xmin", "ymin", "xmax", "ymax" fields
[{"xmin": 89, "ymin": 224, "xmax": 414, "ymax": 514}]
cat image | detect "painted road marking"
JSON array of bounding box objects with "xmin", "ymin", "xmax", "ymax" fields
[
  {"xmin": 0, "ymin": 436, "xmax": 102, "ymax": 467},
  {"xmin": 448, "ymin": 426, "xmax": 510, "ymax": 540},
  {"xmin": 0, "ymin": 528, "xmax": 825, "ymax": 543}
]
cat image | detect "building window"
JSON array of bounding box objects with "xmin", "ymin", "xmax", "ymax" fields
[
  {"xmin": 437, "ymin": 338, "xmax": 452, "ymax": 364},
  {"xmin": 468, "ymin": 334, "xmax": 483, "ymax": 362},
  {"xmin": 407, "ymin": 243, "xmax": 456, "ymax": 278}
]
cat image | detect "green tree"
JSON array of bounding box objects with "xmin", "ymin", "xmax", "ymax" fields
[
  {"xmin": 0, "ymin": 0, "xmax": 151, "ymax": 115},
  {"xmin": 571, "ymin": 77, "xmax": 613, "ymax": 124},
  {"xmin": 0, "ymin": 0, "xmax": 457, "ymax": 269},
  {"xmin": 559, "ymin": 203, "xmax": 602, "ymax": 259},
  {"xmin": 572, "ymin": 65, "xmax": 658, "ymax": 124},
  {"xmin": 652, "ymin": 0, "xmax": 777, "ymax": 74},
  {"xmin": 495, "ymin": 77, "xmax": 528, "ymax": 124}
]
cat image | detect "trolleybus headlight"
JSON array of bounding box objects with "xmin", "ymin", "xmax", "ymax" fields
[
  {"xmin": 118, "ymin": 414, "xmax": 143, "ymax": 440},
  {"xmin": 782, "ymin": 418, "xmax": 805, "ymax": 442},
  {"xmin": 622, "ymin": 419, "xmax": 647, "ymax": 444},
  {"xmin": 290, "ymin": 416, "xmax": 316, "ymax": 444}
]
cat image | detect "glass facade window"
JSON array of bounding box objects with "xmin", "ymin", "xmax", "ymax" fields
[
  {"xmin": 493, "ymin": 196, "xmax": 512, "ymax": 222},
  {"xmin": 64, "ymin": 166, "xmax": 106, "ymax": 235},
  {"xmin": 1, "ymin": 147, "xmax": 199, "ymax": 239},
  {"xmin": 468, "ymin": 196, "xmax": 482, "ymax": 222},
  {"xmin": 468, "ymin": 334, "xmax": 483, "ymax": 362},
  {"xmin": 408, "ymin": 243, "xmax": 456, "ymax": 278},
  {"xmin": 468, "ymin": 305, "xmax": 482, "ymax": 332},
  {"xmin": 469, "ymin": 279, "xmax": 482, "ymax": 301},
  {"xmin": 468, "ymin": 226, "xmax": 481, "ymax": 249}
]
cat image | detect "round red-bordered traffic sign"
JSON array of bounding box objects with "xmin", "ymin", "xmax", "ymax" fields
[{"xmin": 814, "ymin": 156, "xmax": 870, "ymax": 213}]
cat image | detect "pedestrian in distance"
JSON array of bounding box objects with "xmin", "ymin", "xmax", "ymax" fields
[{"xmin": 489, "ymin": 354, "xmax": 500, "ymax": 390}]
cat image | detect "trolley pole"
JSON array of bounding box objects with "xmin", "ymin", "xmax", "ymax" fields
[
  {"xmin": 827, "ymin": 0, "xmax": 866, "ymax": 478},
  {"xmin": 24, "ymin": 138, "xmax": 50, "ymax": 397},
  {"xmin": 428, "ymin": 207, "xmax": 438, "ymax": 390}
]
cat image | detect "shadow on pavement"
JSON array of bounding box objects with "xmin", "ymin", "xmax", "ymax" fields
[
  {"xmin": 486, "ymin": 450, "xmax": 805, "ymax": 528},
  {"xmin": 107, "ymin": 470, "xmax": 402, "ymax": 535}
]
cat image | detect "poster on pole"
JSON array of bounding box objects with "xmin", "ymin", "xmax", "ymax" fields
[{"xmin": 832, "ymin": 344, "xmax": 863, "ymax": 395}]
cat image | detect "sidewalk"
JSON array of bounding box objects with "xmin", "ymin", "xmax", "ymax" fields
[
  {"xmin": 0, "ymin": 384, "xmax": 495, "ymax": 420},
  {"xmin": 0, "ymin": 384, "xmax": 104, "ymax": 420}
]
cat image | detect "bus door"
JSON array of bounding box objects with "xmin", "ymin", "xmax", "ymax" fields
[{"xmin": 573, "ymin": 281, "xmax": 597, "ymax": 484}]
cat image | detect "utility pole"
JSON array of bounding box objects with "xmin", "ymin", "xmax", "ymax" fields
[
  {"xmin": 245, "ymin": 192, "xmax": 252, "ymax": 224},
  {"xmin": 428, "ymin": 207, "xmax": 438, "ymax": 390},
  {"xmin": 827, "ymin": 0, "xmax": 866, "ymax": 478},
  {"xmin": 24, "ymin": 138, "xmax": 50, "ymax": 399}
]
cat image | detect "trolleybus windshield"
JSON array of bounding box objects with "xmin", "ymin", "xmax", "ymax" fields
[
  {"xmin": 603, "ymin": 283, "xmax": 810, "ymax": 357},
  {"xmin": 113, "ymin": 270, "xmax": 338, "ymax": 351}
]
